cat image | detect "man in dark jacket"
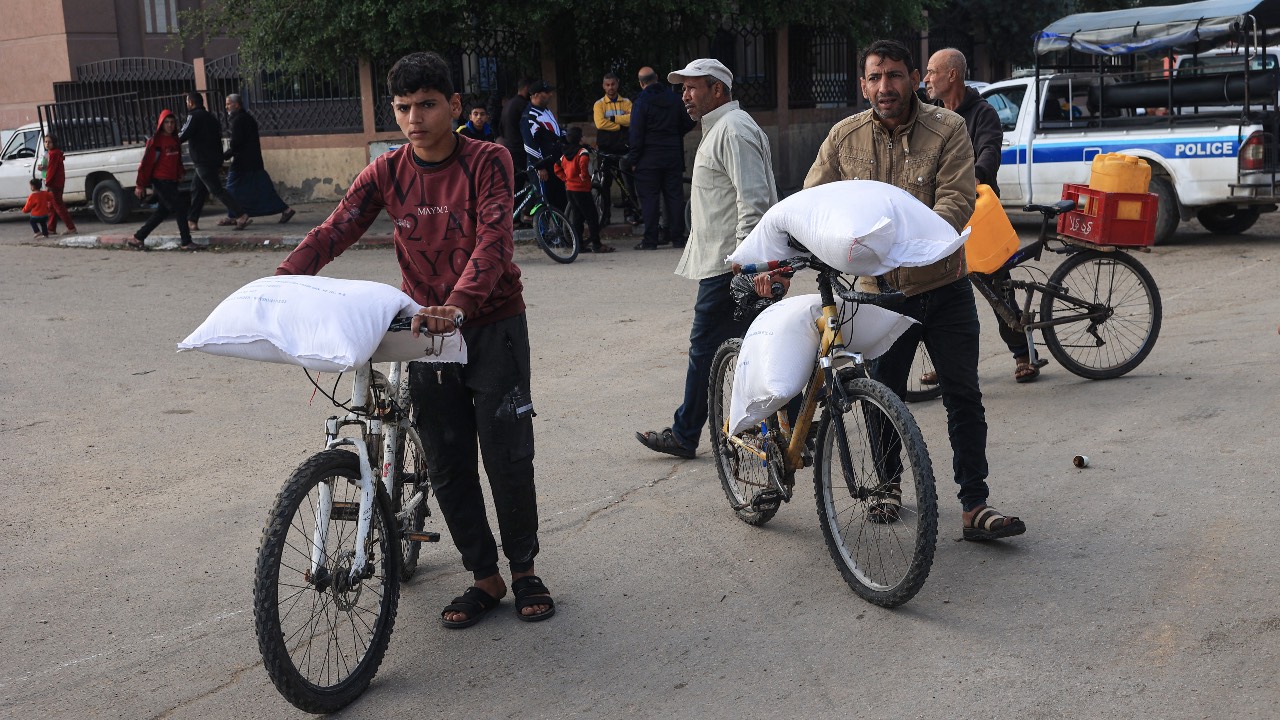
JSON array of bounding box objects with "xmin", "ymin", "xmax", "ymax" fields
[
  {"xmin": 223, "ymin": 94, "xmax": 296, "ymax": 224},
  {"xmin": 499, "ymin": 78, "xmax": 531, "ymax": 191},
  {"xmin": 626, "ymin": 66, "xmax": 695, "ymax": 250},
  {"xmin": 926, "ymin": 47, "xmax": 1037, "ymax": 384},
  {"xmin": 179, "ymin": 92, "xmax": 249, "ymax": 231}
]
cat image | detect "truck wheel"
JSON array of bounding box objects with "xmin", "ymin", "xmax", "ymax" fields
[
  {"xmin": 93, "ymin": 179, "xmax": 131, "ymax": 224},
  {"xmin": 1149, "ymin": 176, "xmax": 1178, "ymax": 245},
  {"xmin": 1196, "ymin": 205, "xmax": 1260, "ymax": 235}
]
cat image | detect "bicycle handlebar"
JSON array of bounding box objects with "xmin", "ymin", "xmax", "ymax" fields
[
  {"xmin": 387, "ymin": 313, "xmax": 462, "ymax": 333},
  {"xmin": 735, "ymin": 255, "xmax": 907, "ymax": 309}
]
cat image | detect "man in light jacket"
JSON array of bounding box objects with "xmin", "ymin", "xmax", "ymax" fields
[{"xmin": 635, "ymin": 58, "xmax": 778, "ymax": 459}]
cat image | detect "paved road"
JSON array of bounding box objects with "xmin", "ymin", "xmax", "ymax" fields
[{"xmin": 1, "ymin": 210, "xmax": 1277, "ymax": 719}]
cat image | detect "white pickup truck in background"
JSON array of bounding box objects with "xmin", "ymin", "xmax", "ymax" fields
[
  {"xmin": 0, "ymin": 119, "xmax": 145, "ymax": 223},
  {"xmin": 985, "ymin": 0, "xmax": 1280, "ymax": 244}
]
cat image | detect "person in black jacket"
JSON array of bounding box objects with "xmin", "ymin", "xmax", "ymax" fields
[
  {"xmin": 925, "ymin": 48, "xmax": 1038, "ymax": 384},
  {"xmin": 499, "ymin": 78, "xmax": 531, "ymax": 192},
  {"xmin": 179, "ymin": 92, "xmax": 250, "ymax": 231},
  {"xmin": 222, "ymin": 94, "xmax": 296, "ymax": 225},
  {"xmin": 625, "ymin": 66, "xmax": 695, "ymax": 250}
]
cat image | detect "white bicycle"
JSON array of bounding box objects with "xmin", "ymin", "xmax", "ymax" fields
[{"xmin": 253, "ymin": 317, "xmax": 451, "ymax": 713}]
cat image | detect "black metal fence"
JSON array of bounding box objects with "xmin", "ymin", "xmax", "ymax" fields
[
  {"xmin": 205, "ymin": 53, "xmax": 363, "ymax": 136},
  {"xmin": 37, "ymin": 91, "xmax": 191, "ymax": 151},
  {"xmin": 789, "ymin": 26, "xmax": 860, "ymax": 108}
]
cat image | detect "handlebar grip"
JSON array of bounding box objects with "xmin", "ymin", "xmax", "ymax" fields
[
  {"xmin": 836, "ymin": 288, "xmax": 908, "ymax": 307},
  {"xmin": 388, "ymin": 313, "xmax": 462, "ymax": 332}
]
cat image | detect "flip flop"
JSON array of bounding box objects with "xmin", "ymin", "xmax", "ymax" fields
[
  {"xmin": 440, "ymin": 586, "xmax": 502, "ymax": 629},
  {"xmin": 512, "ymin": 575, "xmax": 556, "ymax": 622},
  {"xmin": 125, "ymin": 238, "xmax": 148, "ymax": 251}
]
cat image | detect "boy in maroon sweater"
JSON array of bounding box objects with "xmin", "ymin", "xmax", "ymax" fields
[{"xmin": 275, "ymin": 51, "xmax": 553, "ymax": 628}]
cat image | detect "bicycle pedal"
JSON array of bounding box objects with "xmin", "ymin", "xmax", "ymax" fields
[
  {"xmin": 751, "ymin": 489, "xmax": 783, "ymax": 512},
  {"xmin": 404, "ymin": 530, "xmax": 441, "ymax": 543},
  {"xmin": 330, "ymin": 502, "xmax": 360, "ymax": 521}
]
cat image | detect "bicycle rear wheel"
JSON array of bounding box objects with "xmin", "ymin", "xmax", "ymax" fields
[
  {"xmin": 394, "ymin": 425, "xmax": 430, "ymax": 580},
  {"xmin": 904, "ymin": 338, "xmax": 941, "ymax": 403},
  {"xmin": 814, "ymin": 376, "xmax": 937, "ymax": 607},
  {"xmin": 535, "ymin": 206, "xmax": 579, "ymax": 263},
  {"xmin": 708, "ymin": 338, "xmax": 786, "ymax": 526},
  {"xmin": 254, "ymin": 449, "xmax": 400, "ymax": 713},
  {"xmin": 1040, "ymin": 250, "xmax": 1161, "ymax": 379}
]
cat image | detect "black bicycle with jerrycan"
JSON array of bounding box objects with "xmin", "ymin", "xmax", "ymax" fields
[{"xmin": 906, "ymin": 198, "xmax": 1162, "ymax": 402}]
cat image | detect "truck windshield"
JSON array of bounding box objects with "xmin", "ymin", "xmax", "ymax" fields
[{"xmin": 1179, "ymin": 54, "xmax": 1279, "ymax": 74}]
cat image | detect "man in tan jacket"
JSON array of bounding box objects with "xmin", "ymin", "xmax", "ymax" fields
[{"xmin": 805, "ymin": 39, "xmax": 1025, "ymax": 541}]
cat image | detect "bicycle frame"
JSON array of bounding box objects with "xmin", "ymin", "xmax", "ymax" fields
[
  {"xmin": 311, "ymin": 362, "xmax": 420, "ymax": 583},
  {"xmin": 968, "ymin": 212, "xmax": 1145, "ymax": 366}
]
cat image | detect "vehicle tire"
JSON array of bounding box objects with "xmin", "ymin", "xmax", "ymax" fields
[
  {"xmin": 708, "ymin": 338, "xmax": 786, "ymax": 526},
  {"xmin": 254, "ymin": 449, "xmax": 400, "ymax": 713},
  {"xmin": 1040, "ymin": 250, "xmax": 1161, "ymax": 380},
  {"xmin": 1149, "ymin": 175, "xmax": 1179, "ymax": 245},
  {"xmin": 1196, "ymin": 205, "xmax": 1260, "ymax": 235},
  {"xmin": 814, "ymin": 377, "xmax": 937, "ymax": 608},
  {"xmin": 92, "ymin": 178, "xmax": 130, "ymax": 224},
  {"xmin": 534, "ymin": 206, "xmax": 579, "ymax": 263},
  {"xmin": 904, "ymin": 339, "xmax": 942, "ymax": 403},
  {"xmin": 394, "ymin": 425, "xmax": 430, "ymax": 581}
]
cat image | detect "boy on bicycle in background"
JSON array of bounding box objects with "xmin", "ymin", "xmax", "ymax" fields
[{"xmin": 274, "ymin": 51, "xmax": 554, "ymax": 628}]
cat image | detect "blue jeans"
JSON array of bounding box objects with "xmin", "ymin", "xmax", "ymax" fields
[
  {"xmin": 871, "ymin": 278, "xmax": 990, "ymax": 511},
  {"xmin": 671, "ymin": 273, "xmax": 748, "ymax": 450}
]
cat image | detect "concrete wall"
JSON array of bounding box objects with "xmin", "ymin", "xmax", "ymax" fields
[{"xmin": 0, "ymin": 0, "xmax": 72, "ymax": 128}]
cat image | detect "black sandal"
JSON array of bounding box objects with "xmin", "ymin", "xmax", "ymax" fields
[
  {"xmin": 635, "ymin": 428, "xmax": 695, "ymax": 459},
  {"xmin": 440, "ymin": 586, "xmax": 502, "ymax": 629},
  {"xmin": 512, "ymin": 575, "xmax": 556, "ymax": 623},
  {"xmin": 125, "ymin": 237, "xmax": 148, "ymax": 251},
  {"xmin": 963, "ymin": 506, "xmax": 1027, "ymax": 541}
]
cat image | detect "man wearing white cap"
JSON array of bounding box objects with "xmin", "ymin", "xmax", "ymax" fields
[{"xmin": 635, "ymin": 58, "xmax": 778, "ymax": 460}]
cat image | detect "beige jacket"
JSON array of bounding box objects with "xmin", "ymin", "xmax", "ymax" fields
[
  {"xmin": 803, "ymin": 96, "xmax": 976, "ymax": 296},
  {"xmin": 677, "ymin": 100, "xmax": 778, "ymax": 280}
]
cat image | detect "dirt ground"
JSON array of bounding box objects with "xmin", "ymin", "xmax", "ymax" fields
[{"xmin": 1, "ymin": 210, "xmax": 1278, "ymax": 719}]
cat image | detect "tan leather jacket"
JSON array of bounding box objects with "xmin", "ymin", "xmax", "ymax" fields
[{"xmin": 803, "ymin": 95, "xmax": 976, "ymax": 296}]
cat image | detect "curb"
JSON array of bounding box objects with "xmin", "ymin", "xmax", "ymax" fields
[{"xmin": 45, "ymin": 220, "xmax": 642, "ymax": 251}]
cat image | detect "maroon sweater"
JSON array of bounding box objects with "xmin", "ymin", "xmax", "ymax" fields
[{"xmin": 276, "ymin": 137, "xmax": 523, "ymax": 326}]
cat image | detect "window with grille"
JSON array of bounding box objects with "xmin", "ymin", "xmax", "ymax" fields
[{"xmin": 143, "ymin": 0, "xmax": 179, "ymax": 34}]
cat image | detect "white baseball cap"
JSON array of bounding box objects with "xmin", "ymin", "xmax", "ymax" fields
[{"xmin": 668, "ymin": 59, "xmax": 734, "ymax": 89}]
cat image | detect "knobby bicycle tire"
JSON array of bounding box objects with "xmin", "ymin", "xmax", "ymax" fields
[
  {"xmin": 395, "ymin": 426, "xmax": 430, "ymax": 581},
  {"xmin": 1040, "ymin": 250, "xmax": 1161, "ymax": 380},
  {"xmin": 254, "ymin": 449, "xmax": 400, "ymax": 713},
  {"xmin": 535, "ymin": 206, "xmax": 579, "ymax": 263},
  {"xmin": 813, "ymin": 377, "xmax": 937, "ymax": 607},
  {"xmin": 708, "ymin": 338, "xmax": 786, "ymax": 526},
  {"xmin": 905, "ymin": 338, "xmax": 942, "ymax": 403}
]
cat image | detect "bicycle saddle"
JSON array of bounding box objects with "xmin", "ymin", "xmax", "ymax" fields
[{"xmin": 1023, "ymin": 199, "xmax": 1077, "ymax": 217}]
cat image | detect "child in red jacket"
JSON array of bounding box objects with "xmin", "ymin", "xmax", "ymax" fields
[
  {"xmin": 23, "ymin": 178, "xmax": 53, "ymax": 238},
  {"xmin": 129, "ymin": 109, "xmax": 194, "ymax": 250},
  {"xmin": 554, "ymin": 126, "xmax": 611, "ymax": 253}
]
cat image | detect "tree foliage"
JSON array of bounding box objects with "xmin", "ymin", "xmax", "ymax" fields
[{"xmin": 185, "ymin": 0, "xmax": 932, "ymax": 77}]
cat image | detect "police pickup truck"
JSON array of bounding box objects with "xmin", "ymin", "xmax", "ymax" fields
[{"xmin": 981, "ymin": 0, "xmax": 1280, "ymax": 244}]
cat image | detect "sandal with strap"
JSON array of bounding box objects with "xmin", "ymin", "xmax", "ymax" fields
[
  {"xmin": 963, "ymin": 506, "xmax": 1027, "ymax": 541},
  {"xmin": 440, "ymin": 586, "xmax": 502, "ymax": 629},
  {"xmin": 635, "ymin": 427, "xmax": 695, "ymax": 459},
  {"xmin": 920, "ymin": 371, "xmax": 939, "ymax": 386},
  {"xmin": 1014, "ymin": 361, "xmax": 1040, "ymax": 384},
  {"xmin": 125, "ymin": 237, "xmax": 148, "ymax": 251},
  {"xmin": 512, "ymin": 575, "xmax": 556, "ymax": 622},
  {"xmin": 867, "ymin": 488, "xmax": 902, "ymax": 524}
]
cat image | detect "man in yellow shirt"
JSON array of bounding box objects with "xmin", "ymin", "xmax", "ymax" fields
[{"xmin": 593, "ymin": 72, "xmax": 637, "ymax": 226}]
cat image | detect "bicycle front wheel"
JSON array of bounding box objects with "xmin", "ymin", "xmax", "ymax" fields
[
  {"xmin": 1040, "ymin": 250, "xmax": 1161, "ymax": 379},
  {"xmin": 814, "ymin": 377, "xmax": 937, "ymax": 607},
  {"xmin": 708, "ymin": 338, "xmax": 786, "ymax": 526},
  {"xmin": 254, "ymin": 449, "xmax": 400, "ymax": 713},
  {"xmin": 535, "ymin": 206, "xmax": 579, "ymax": 263},
  {"xmin": 395, "ymin": 426, "xmax": 430, "ymax": 580},
  {"xmin": 904, "ymin": 338, "xmax": 941, "ymax": 403}
]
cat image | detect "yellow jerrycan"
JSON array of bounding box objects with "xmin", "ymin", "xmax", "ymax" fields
[{"xmin": 964, "ymin": 184, "xmax": 1019, "ymax": 274}]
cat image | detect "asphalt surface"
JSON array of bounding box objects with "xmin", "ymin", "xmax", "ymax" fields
[{"xmin": 1, "ymin": 205, "xmax": 1278, "ymax": 719}]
